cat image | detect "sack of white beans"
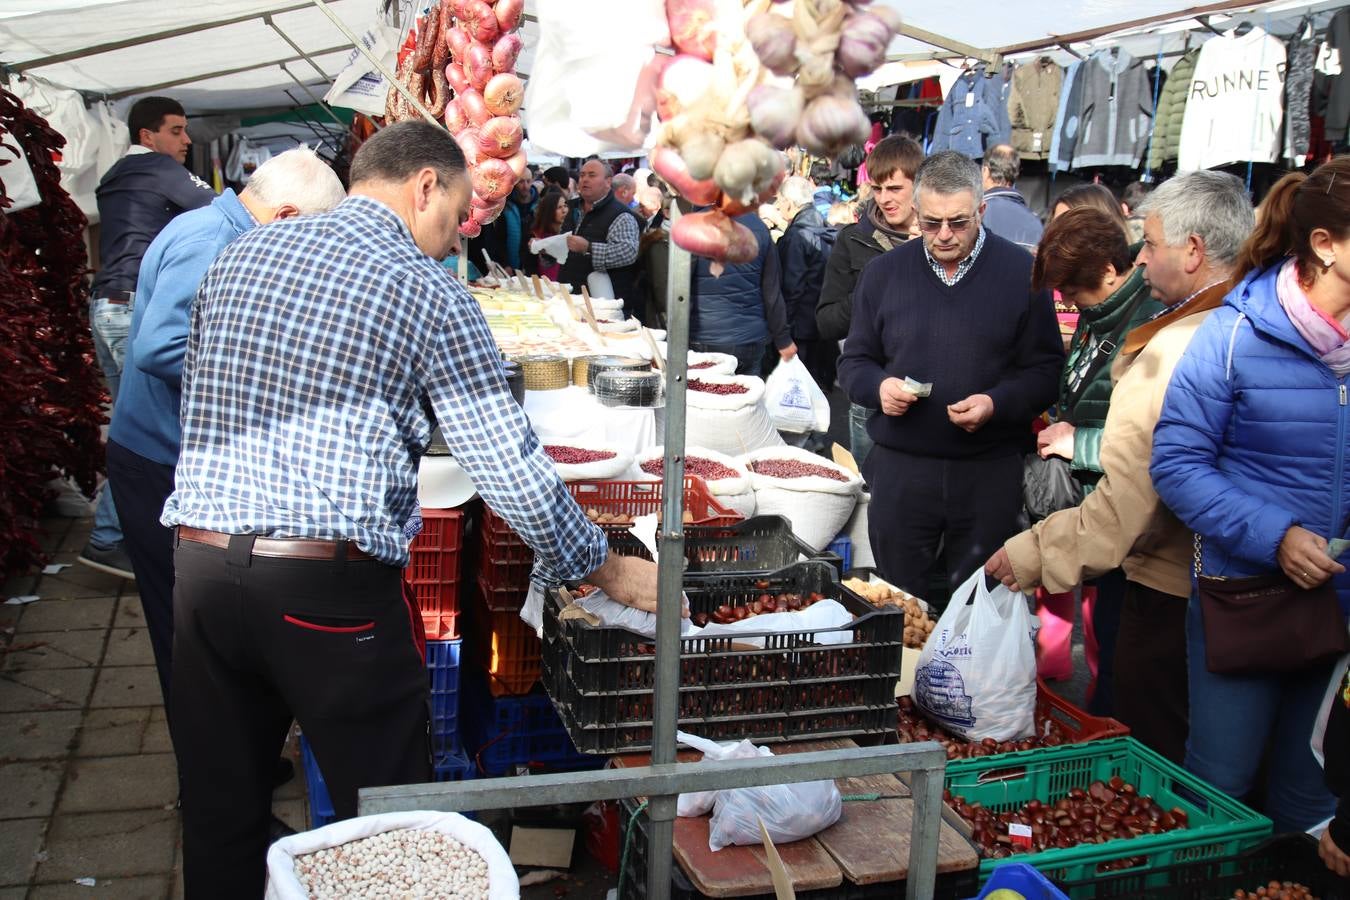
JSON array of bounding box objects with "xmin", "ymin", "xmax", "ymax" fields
[
  {"xmin": 630, "ymin": 446, "xmax": 756, "ymax": 518},
  {"xmin": 684, "ymin": 375, "xmax": 783, "ymax": 458},
  {"xmin": 265, "ymin": 811, "xmax": 518, "ymax": 900},
  {"xmin": 741, "ymin": 446, "xmax": 861, "ymax": 551},
  {"xmin": 541, "ymin": 440, "xmax": 633, "ymax": 482}
]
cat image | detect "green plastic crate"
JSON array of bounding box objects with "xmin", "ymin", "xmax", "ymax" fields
[{"xmin": 943, "ymin": 738, "xmax": 1272, "ymax": 898}]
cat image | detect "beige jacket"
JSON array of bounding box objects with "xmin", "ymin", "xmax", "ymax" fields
[{"xmin": 1005, "ymin": 308, "xmax": 1218, "ymax": 599}]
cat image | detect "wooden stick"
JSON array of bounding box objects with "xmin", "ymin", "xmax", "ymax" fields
[
  {"xmin": 643, "ymin": 327, "xmax": 665, "ymax": 372},
  {"xmin": 531, "ymin": 274, "xmax": 546, "ymax": 300},
  {"xmin": 580, "ymin": 285, "xmax": 598, "ymax": 325}
]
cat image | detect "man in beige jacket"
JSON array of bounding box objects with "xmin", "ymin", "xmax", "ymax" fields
[{"xmin": 985, "ymin": 171, "xmax": 1254, "ymax": 763}]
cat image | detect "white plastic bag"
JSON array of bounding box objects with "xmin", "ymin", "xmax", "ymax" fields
[
  {"xmin": 765, "ymin": 356, "xmax": 830, "ymax": 434},
  {"xmin": 742, "ymin": 447, "xmax": 861, "ymax": 551},
  {"xmin": 913, "ymin": 568, "xmax": 1039, "ymax": 742},
  {"xmin": 685, "ymin": 598, "xmax": 854, "ymax": 648},
  {"xmin": 323, "ymin": 22, "xmax": 401, "ymax": 116},
  {"xmin": 265, "ymin": 810, "xmax": 518, "ymax": 900},
  {"xmin": 685, "ymin": 375, "xmax": 784, "ymax": 457},
  {"xmin": 674, "ymin": 732, "xmax": 841, "ymax": 852}
]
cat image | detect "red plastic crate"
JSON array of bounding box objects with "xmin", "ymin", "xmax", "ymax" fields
[
  {"xmin": 469, "ymin": 578, "xmax": 541, "ymax": 696},
  {"xmin": 567, "ymin": 477, "xmax": 741, "ymax": 527},
  {"xmin": 1036, "ymin": 678, "xmax": 1131, "ymax": 742},
  {"xmin": 405, "ymin": 508, "xmax": 465, "ymax": 640}
]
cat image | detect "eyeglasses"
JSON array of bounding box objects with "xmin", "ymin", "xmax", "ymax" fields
[{"xmin": 917, "ymin": 216, "xmax": 975, "ymax": 234}]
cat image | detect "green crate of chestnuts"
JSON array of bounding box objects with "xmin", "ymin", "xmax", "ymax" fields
[{"xmin": 943, "ymin": 737, "xmax": 1272, "ymax": 897}]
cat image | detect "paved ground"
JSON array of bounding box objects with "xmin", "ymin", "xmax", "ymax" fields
[{"xmin": 0, "ymin": 514, "xmax": 309, "ymax": 899}]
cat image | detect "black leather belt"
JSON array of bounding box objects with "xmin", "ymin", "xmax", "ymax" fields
[
  {"xmin": 99, "ymin": 290, "xmax": 135, "ymax": 305},
  {"xmin": 177, "ymin": 527, "xmax": 373, "ymax": 561}
]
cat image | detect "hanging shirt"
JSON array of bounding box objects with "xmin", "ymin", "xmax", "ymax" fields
[{"xmin": 1178, "ymin": 27, "xmax": 1287, "ymax": 171}]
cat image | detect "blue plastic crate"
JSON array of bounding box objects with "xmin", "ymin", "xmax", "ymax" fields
[
  {"xmin": 972, "ymin": 863, "xmax": 1070, "ymax": 899},
  {"xmin": 427, "ymin": 638, "xmax": 462, "ymax": 755},
  {"xmin": 826, "ymin": 535, "xmax": 852, "ymax": 571},
  {"xmin": 434, "ymin": 748, "xmax": 475, "ymax": 782},
  {"xmin": 464, "ymin": 677, "xmax": 603, "ymax": 777},
  {"xmin": 299, "ymin": 735, "xmax": 336, "ymax": 830}
]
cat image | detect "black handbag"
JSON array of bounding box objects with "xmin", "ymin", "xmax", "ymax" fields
[
  {"xmin": 1022, "ymin": 454, "xmax": 1083, "ymax": 524},
  {"xmin": 1194, "ymin": 534, "xmax": 1349, "ymax": 675}
]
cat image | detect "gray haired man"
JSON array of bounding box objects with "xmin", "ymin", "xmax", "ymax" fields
[
  {"xmin": 980, "ymin": 144, "xmax": 1043, "ymax": 251},
  {"xmin": 838, "ymin": 150, "xmax": 1063, "ymax": 597}
]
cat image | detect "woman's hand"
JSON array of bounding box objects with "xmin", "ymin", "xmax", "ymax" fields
[
  {"xmin": 1037, "ymin": 421, "xmax": 1076, "ymax": 461},
  {"xmin": 1277, "ymin": 526, "xmax": 1346, "ymax": 588},
  {"xmin": 1320, "ymin": 828, "xmax": 1350, "ymax": 878}
]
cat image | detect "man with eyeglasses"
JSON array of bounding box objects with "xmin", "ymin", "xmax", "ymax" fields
[{"xmin": 838, "ymin": 150, "xmax": 1062, "ymax": 599}]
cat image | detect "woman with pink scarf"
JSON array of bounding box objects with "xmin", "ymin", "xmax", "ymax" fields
[{"xmin": 1150, "ymin": 157, "xmax": 1350, "ymax": 833}]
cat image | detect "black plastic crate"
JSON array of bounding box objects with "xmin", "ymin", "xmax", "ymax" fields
[
  {"xmin": 606, "ymin": 515, "xmax": 841, "ymax": 574},
  {"xmin": 542, "ymin": 562, "xmax": 903, "ymax": 753},
  {"xmin": 617, "ymin": 798, "xmax": 979, "ymax": 900},
  {"xmin": 1080, "ymin": 832, "xmax": 1350, "ymax": 900}
]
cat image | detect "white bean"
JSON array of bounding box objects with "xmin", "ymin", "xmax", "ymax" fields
[{"xmin": 293, "ymin": 828, "xmax": 491, "ymax": 898}]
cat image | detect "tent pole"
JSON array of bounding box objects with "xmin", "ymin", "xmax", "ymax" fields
[
  {"xmin": 278, "ymin": 61, "xmax": 353, "ymax": 132},
  {"xmin": 897, "ymin": 23, "xmax": 1002, "ymax": 66},
  {"xmin": 10, "ymin": 2, "xmax": 317, "ymax": 71},
  {"xmin": 309, "ymin": 0, "xmax": 442, "ymax": 127},
  {"xmin": 106, "ymin": 46, "xmax": 349, "ymax": 100}
]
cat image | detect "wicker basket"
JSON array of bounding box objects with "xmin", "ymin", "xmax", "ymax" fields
[
  {"xmin": 514, "ymin": 355, "xmax": 570, "ymax": 391},
  {"xmin": 571, "ymin": 355, "xmax": 603, "ymax": 388}
]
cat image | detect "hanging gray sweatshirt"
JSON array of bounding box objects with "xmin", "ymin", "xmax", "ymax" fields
[{"xmin": 1072, "ymin": 49, "xmax": 1155, "ymax": 169}]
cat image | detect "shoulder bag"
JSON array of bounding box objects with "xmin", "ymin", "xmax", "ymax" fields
[{"xmin": 1194, "ymin": 533, "xmax": 1348, "ymax": 675}]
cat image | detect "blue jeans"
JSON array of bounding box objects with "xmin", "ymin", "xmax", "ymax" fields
[
  {"xmin": 848, "ymin": 402, "xmax": 874, "ymax": 468},
  {"xmin": 90, "ymin": 298, "xmax": 130, "ymax": 548},
  {"xmin": 1184, "ymin": 595, "xmax": 1338, "ymax": 832},
  {"xmin": 689, "ymin": 341, "xmax": 772, "ymax": 378}
]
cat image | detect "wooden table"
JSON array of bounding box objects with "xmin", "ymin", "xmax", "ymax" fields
[{"xmin": 612, "ymin": 738, "xmax": 978, "ymax": 897}]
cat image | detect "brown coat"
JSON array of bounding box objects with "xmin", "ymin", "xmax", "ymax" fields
[
  {"xmin": 1009, "ymin": 58, "xmax": 1064, "ymax": 161},
  {"xmin": 1004, "ymin": 283, "xmax": 1230, "ymax": 598}
]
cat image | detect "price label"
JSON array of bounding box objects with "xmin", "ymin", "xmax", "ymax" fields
[{"xmin": 1008, "ymin": 823, "xmax": 1033, "ymax": 849}]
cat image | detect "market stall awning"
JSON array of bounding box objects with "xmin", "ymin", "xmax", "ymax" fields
[{"xmin": 0, "ymin": 0, "xmax": 1336, "ymax": 116}]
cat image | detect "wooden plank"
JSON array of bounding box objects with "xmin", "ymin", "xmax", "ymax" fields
[
  {"xmin": 815, "ymin": 797, "xmax": 979, "ymax": 886},
  {"xmin": 772, "ymin": 738, "xmax": 910, "ymax": 799},
  {"xmin": 674, "ymin": 815, "xmax": 842, "ymax": 898}
]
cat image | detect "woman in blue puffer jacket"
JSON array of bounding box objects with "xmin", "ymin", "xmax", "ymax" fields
[{"xmin": 1151, "ymin": 157, "xmax": 1350, "ymax": 833}]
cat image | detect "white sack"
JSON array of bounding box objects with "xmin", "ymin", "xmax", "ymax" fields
[
  {"xmin": 685, "ymin": 375, "xmax": 783, "ymax": 457},
  {"xmin": 265, "ymin": 811, "xmax": 518, "ymax": 900},
  {"xmin": 742, "ymin": 447, "xmax": 861, "ymax": 551},
  {"xmin": 544, "ymin": 440, "xmax": 633, "ymax": 482}
]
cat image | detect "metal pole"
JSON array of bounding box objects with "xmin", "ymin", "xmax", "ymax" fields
[
  {"xmin": 907, "ymin": 762, "xmax": 946, "ymax": 900},
  {"xmin": 648, "ymin": 209, "xmax": 693, "ymax": 900},
  {"xmin": 309, "ymin": 0, "xmax": 442, "ymax": 126},
  {"xmin": 106, "ymin": 45, "xmax": 350, "ymax": 99},
  {"xmin": 279, "ymin": 61, "xmax": 355, "ymax": 133}
]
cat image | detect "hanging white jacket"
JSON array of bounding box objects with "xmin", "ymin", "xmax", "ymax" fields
[{"xmin": 1178, "ymin": 27, "xmax": 1287, "ymax": 171}]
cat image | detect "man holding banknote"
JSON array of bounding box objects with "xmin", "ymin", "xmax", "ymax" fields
[{"xmin": 837, "ymin": 150, "xmax": 1063, "ymax": 597}]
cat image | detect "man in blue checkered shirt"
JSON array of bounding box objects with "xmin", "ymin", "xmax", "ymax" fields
[{"xmin": 162, "ymin": 121, "xmax": 658, "ymax": 897}]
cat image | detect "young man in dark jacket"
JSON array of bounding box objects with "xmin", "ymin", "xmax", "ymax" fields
[
  {"xmin": 81, "ymin": 96, "xmax": 213, "ymax": 579},
  {"xmin": 839, "ymin": 150, "xmax": 1062, "ymax": 598},
  {"xmin": 776, "ymin": 176, "xmax": 836, "ymax": 389},
  {"xmin": 816, "ymin": 135, "xmax": 923, "ymax": 462},
  {"xmin": 1319, "ymin": 664, "xmax": 1350, "ymax": 878}
]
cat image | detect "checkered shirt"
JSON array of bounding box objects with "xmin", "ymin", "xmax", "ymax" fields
[
  {"xmin": 923, "ymin": 225, "xmax": 987, "ymax": 286},
  {"xmin": 589, "ymin": 211, "xmax": 640, "ymax": 271},
  {"xmin": 162, "ymin": 195, "xmax": 607, "ymax": 575}
]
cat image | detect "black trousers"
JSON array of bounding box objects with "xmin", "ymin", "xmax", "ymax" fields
[
  {"xmin": 1113, "ymin": 580, "xmax": 1189, "ymax": 765},
  {"xmin": 105, "ymin": 439, "xmax": 177, "ymax": 711},
  {"xmin": 172, "ymin": 537, "xmax": 430, "ymax": 899},
  {"xmin": 865, "ymin": 446, "xmax": 1024, "ymax": 599}
]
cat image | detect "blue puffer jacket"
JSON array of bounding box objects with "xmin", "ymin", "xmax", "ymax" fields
[{"xmin": 1150, "ymin": 264, "xmax": 1350, "ymax": 614}]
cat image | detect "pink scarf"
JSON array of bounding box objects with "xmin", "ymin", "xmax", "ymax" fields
[{"xmin": 1276, "ymin": 260, "xmax": 1350, "ymax": 377}]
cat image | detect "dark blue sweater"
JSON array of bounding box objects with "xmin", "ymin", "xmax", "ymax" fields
[
  {"xmin": 838, "ymin": 230, "xmax": 1063, "ymax": 460},
  {"xmin": 92, "ymin": 150, "xmax": 214, "ymax": 296}
]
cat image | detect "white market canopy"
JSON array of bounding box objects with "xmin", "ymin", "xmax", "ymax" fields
[{"xmin": 0, "ymin": 0, "xmax": 1343, "ymax": 118}]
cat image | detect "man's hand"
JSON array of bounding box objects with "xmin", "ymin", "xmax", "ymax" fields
[
  {"xmin": 1037, "ymin": 421, "xmax": 1076, "ymax": 461},
  {"xmin": 586, "ymin": 553, "xmax": 686, "ymax": 616},
  {"xmin": 985, "ymin": 547, "xmax": 1022, "ymax": 593},
  {"xmin": 1321, "ymin": 828, "xmax": 1350, "ymax": 878},
  {"xmin": 565, "ymin": 234, "xmax": 590, "ymax": 253},
  {"xmin": 1277, "ymin": 525, "xmax": 1346, "ymax": 589},
  {"xmin": 948, "ymin": 393, "xmax": 994, "ymax": 432},
  {"xmin": 779, "ymin": 342, "xmax": 798, "ymax": 362},
  {"xmin": 879, "ymin": 377, "xmax": 919, "ymax": 416}
]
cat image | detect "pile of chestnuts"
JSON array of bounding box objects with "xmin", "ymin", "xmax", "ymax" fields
[
  {"xmin": 946, "ymin": 776, "xmax": 1189, "ymax": 859},
  {"xmin": 691, "ymin": 590, "xmax": 826, "ymax": 626},
  {"xmin": 897, "ymin": 696, "xmax": 1068, "ymax": 760},
  {"xmin": 1231, "ymin": 882, "xmax": 1317, "ymax": 899}
]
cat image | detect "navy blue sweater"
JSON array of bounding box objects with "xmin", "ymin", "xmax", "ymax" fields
[
  {"xmin": 838, "ymin": 230, "xmax": 1063, "ymax": 460},
  {"xmin": 92, "ymin": 150, "xmax": 214, "ymax": 296}
]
